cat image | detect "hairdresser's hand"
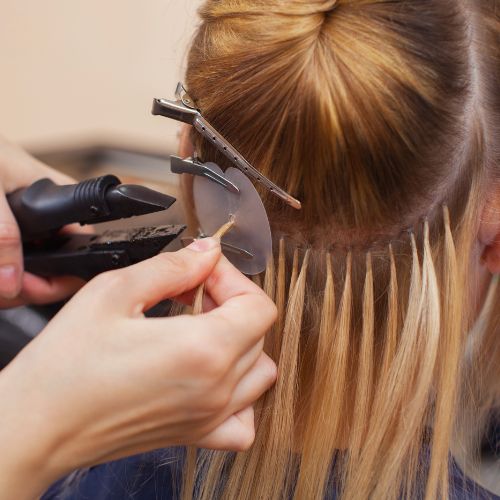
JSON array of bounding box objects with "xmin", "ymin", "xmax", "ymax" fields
[
  {"xmin": 0, "ymin": 135, "xmax": 84, "ymax": 306},
  {"xmin": 0, "ymin": 239, "xmax": 277, "ymax": 499}
]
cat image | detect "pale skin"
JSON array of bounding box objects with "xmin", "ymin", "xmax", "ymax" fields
[
  {"xmin": 479, "ymin": 186, "xmax": 500, "ymax": 274},
  {"xmin": 472, "ymin": 184, "xmax": 500, "ymax": 317},
  {"xmin": 0, "ymin": 136, "xmax": 277, "ymax": 499}
]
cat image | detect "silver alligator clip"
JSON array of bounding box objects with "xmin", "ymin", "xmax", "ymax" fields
[
  {"xmin": 152, "ymin": 83, "xmax": 302, "ymax": 210},
  {"xmin": 175, "ymin": 83, "xmax": 197, "ymax": 109},
  {"xmin": 170, "ymin": 156, "xmax": 240, "ymax": 194},
  {"xmin": 152, "ymin": 97, "xmax": 199, "ymax": 125}
]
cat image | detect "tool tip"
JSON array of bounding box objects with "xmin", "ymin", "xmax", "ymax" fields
[{"xmin": 286, "ymin": 196, "xmax": 302, "ymax": 210}]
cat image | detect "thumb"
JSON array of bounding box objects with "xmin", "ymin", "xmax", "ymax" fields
[
  {"xmin": 89, "ymin": 237, "xmax": 222, "ymax": 314},
  {"xmin": 195, "ymin": 406, "xmax": 256, "ymax": 452},
  {"xmin": 0, "ymin": 188, "xmax": 22, "ymax": 299}
]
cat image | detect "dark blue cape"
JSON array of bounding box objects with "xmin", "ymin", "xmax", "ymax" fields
[{"xmin": 43, "ymin": 447, "xmax": 499, "ymax": 500}]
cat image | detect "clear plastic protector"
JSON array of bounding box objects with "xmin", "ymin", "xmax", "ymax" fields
[{"xmin": 193, "ymin": 164, "xmax": 272, "ymax": 275}]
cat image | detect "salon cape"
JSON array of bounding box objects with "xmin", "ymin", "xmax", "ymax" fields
[{"xmin": 43, "ymin": 446, "xmax": 500, "ymax": 500}]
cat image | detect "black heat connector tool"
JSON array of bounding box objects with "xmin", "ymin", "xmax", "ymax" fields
[{"xmin": 7, "ymin": 175, "xmax": 185, "ymax": 280}]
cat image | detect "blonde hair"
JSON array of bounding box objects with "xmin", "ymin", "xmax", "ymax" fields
[{"xmin": 179, "ymin": 0, "xmax": 500, "ymax": 498}]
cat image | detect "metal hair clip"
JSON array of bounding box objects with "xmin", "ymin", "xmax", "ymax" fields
[
  {"xmin": 170, "ymin": 155, "xmax": 240, "ymax": 194},
  {"xmin": 152, "ymin": 83, "xmax": 302, "ymax": 210}
]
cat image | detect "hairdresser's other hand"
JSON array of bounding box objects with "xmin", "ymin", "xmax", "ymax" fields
[
  {"xmin": 0, "ymin": 239, "xmax": 277, "ymax": 499},
  {"xmin": 0, "ymin": 135, "xmax": 84, "ymax": 307}
]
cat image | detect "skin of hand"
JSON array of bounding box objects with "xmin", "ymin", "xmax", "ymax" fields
[
  {"xmin": 0, "ymin": 238, "xmax": 278, "ymax": 499},
  {"xmin": 0, "ymin": 136, "xmax": 85, "ymax": 306}
]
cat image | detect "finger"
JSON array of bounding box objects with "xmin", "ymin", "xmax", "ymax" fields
[
  {"xmin": 198, "ymin": 278, "xmax": 277, "ymax": 358},
  {"xmin": 228, "ymin": 352, "xmax": 277, "ymax": 413},
  {"xmin": 172, "ymin": 255, "xmax": 266, "ymax": 311},
  {"xmin": 173, "ymin": 291, "xmax": 275, "ymax": 362},
  {"xmin": 107, "ymin": 406, "xmax": 256, "ymax": 458},
  {"xmin": 59, "ymin": 222, "xmax": 95, "ymax": 236},
  {"xmin": 0, "ymin": 295, "xmax": 25, "ymax": 309},
  {"xmin": 200, "ymin": 255, "xmax": 277, "ymax": 355},
  {"xmin": 172, "ymin": 294, "xmax": 276, "ymax": 362},
  {"xmin": 204, "ymin": 254, "xmax": 268, "ymax": 307},
  {"xmin": 0, "ymin": 189, "xmax": 23, "ymax": 299},
  {"xmin": 0, "ymin": 273, "xmax": 85, "ymax": 308},
  {"xmin": 195, "ymin": 406, "xmax": 256, "ymax": 451},
  {"xmin": 144, "ymin": 253, "xmax": 276, "ymax": 356},
  {"xmin": 19, "ymin": 273, "xmax": 85, "ymax": 305},
  {"xmin": 76, "ymin": 354, "xmax": 275, "ymax": 461},
  {"xmin": 88, "ymin": 238, "xmax": 222, "ymax": 314},
  {"xmin": 230, "ymin": 336, "xmax": 266, "ymax": 382},
  {"xmin": 197, "ymin": 354, "xmax": 276, "ymax": 451}
]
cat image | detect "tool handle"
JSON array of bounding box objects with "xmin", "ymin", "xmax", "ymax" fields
[
  {"xmin": 7, "ymin": 175, "xmax": 120, "ymax": 241},
  {"xmin": 24, "ymin": 248, "xmax": 130, "ymax": 280}
]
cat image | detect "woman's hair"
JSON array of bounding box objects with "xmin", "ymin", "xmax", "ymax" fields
[{"xmin": 179, "ymin": 1, "xmax": 500, "ymax": 498}]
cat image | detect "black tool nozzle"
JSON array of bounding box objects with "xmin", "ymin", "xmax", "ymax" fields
[
  {"xmin": 105, "ymin": 184, "xmax": 175, "ymax": 220},
  {"xmin": 7, "ymin": 176, "xmax": 177, "ymax": 241}
]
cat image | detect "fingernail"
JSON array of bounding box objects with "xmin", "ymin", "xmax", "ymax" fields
[
  {"xmin": 187, "ymin": 237, "xmax": 219, "ymax": 253},
  {"xmin": 0, "ymin": 265, "xmax": 20, "ymax": 299}
]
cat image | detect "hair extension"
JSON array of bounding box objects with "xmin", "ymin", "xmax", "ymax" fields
[
  {"xmin": 343, "ymin": 234, "xmax": 423, "ymax": 500},
  {"xmin": 375, "ymin": 223, "xmax": 441, "ymax": 498},
  {"xmin": 380, "ymin": 244, "xmax": 399, "ymax": 382},
  {"xmin": 192, "ymin": 218, "xmax": 235, "ymax": 313},
  {"xmin": 252, "ymin": 249, "xmax": 310, "ymax": 500},
  {"xmin": 351, "ymin": 252, "xmax": 375, "ymax": 452},
  {"xmin": 230, "ymin": 242, "xmax": 286, "ymax": 499},
  {"xmin": 272, "ymin": 238, "xmax": 287, "ymax": 359},
  {"xmin": 182, "ymin": 446, "xmax": 197, "ymax": 499},
  {"xmin": 425, "ymin": 207, "xmax": 463, "ymax": 499},
  {"xmin": 293, "ymin": 252, "xmax": 339, "ymax": 500}
]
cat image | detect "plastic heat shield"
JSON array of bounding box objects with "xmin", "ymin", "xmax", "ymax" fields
[{"xmin": 193, "ymin": 164, "xmax": 272, "ymax": 275}]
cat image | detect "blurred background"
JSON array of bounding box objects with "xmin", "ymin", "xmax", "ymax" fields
[
  {"xmin": 0, "ymin": 0, "xmax": 201, "ymax": 366},
  {"xmin": 0, "ymin": 0, "xmax": 200, "ymax": 151}
]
